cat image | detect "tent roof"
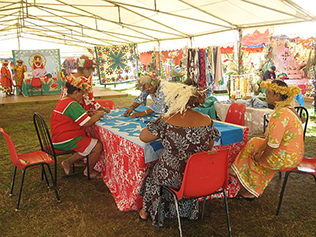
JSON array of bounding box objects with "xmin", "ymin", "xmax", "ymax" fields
[{"xmin": 1, "ymin": 0, "xmax": 315, "ymax": 50}]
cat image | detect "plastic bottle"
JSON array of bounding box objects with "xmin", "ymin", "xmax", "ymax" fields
[{"xmin": 236, "ymin": 88, "xmax": 241, "ymax": 99}]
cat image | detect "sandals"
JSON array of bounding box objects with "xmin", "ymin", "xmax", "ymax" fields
[{"xmin": 235, "ymin": 193, "xmax": 256, "ymax": 202}]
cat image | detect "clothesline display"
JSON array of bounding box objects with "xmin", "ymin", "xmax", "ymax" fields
[
  {"xmin": 229, "ymin": 73, "xmax": 255, "ymax": 98},
  {"xmin": 95, "ymin": 44, "xmax": 138, "ymax": 86},
  {"xmin": 186, "ymin": 46, "xmax": 223, "ymax": 90}
]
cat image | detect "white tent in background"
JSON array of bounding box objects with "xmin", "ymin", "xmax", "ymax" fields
[{"xmin": 0, "ymin": 0, "xmax": 315, "ymax": 55}]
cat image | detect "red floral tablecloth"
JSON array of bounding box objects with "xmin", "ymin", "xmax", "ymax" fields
[{"xmin": 86, "ymin": 125, "xmax": 248, "ymax": 211}]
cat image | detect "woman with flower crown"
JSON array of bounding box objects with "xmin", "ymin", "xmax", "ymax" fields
[
  {"xmin": 60, "ymin": 55, "xmax": 111, "ymax": 113},
  {"xmin": 230, "ymin": 80, "xmax": 304, "ymax": 200},
  {"xmin": 123, "ymin": 72, "xmax": 167, "ymax": 117},
  {"xmin": 51, "ymin": 77, "xmax": 104, "ymax": 178},
  {"xmin": 137, "ymin": 81, "xmax": 220, "ymax": 227}
]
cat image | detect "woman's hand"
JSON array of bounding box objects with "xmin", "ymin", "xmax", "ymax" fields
[
  {"xmin": 131, "ymin": 111, "xmax": 145, "ymax": 118},
  {"xmin": 252, "ymin": 153, "xmax": 263, "ymax": 163},
  {"xmin": 87, "ymin": 110, "xmax": 96, "ymax": 117},
  {"xmin": 124, "ymin": 107, "xmax": 134, "ymax": 117},
  {"xmin": 100, "ymin": 106, "xmax": 111, "ymax": 113}
]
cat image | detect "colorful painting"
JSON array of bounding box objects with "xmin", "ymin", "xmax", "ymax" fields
[
  {"xmin": 95, "ymin": 44, "xmax": 138, "ymax": 85},
  {"xmin": 12, "ymin": 49, "xmax": 61, "ymax": 78}
]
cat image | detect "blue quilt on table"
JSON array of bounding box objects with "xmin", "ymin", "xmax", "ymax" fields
[{"xmin": 97, "ymin": 108, "xmax": 243, "ymax": 163}]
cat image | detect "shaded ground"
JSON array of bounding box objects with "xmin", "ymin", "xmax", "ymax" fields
[{"xmin": 0, "ymin": 97, "xmax": 315, "ymax": 237}]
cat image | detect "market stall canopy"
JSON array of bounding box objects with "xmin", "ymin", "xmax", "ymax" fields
[{"xmin": 1, "ymin": 0, "xmax": 315, "ymax": 49}]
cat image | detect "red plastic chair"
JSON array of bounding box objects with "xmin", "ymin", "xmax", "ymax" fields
[
  {"xmin": 276, "ymin": 157, "xmax": 316, "ymax": 215},
  {"xmin": 225, "ymin": 103, "xmax": 246, "ymax": 126},
  {"xmin": 0, "ymin": 128, "xmax": 60, "ymax": 210},
  {"xmin": 158, "ymin": 149, "xmax": 231, "ymax": 237},
  {"xmin": 95, "ymin": 99, "xmax": 115, "ymax": 109}
]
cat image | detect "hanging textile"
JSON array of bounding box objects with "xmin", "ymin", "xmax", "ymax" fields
[
  {"xmin": 12, "ymin": 49, "xmax": 61, "ymax": 78},
  {"xmin": 199, "ymin": 48, "xmax": 206, "ymax": 88},
  {"xmin": 187, "ymin": 49, "xmax": 195, "ymax": 80},
  {"xmin": 95, "ymin": 44, "xmax": 138, "ymax": 85},
  {"xmin": 214, "ymin": 46, "xmax": 224, "ymax": 87},
  {"xmin": 193, "ymin": 49, "xmax": 200, "ymax": 84}
]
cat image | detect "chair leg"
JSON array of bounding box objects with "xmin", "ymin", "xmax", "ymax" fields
[
  {"xmin": 173, "ymin": 194, "xmax": 182, "ymax": 237},
  {"xmin": 276, "ymin": 171, "xmax": 291, "ymax": 215},
  {"xmin": 279, "ymin": 171, "xmax": 282, "ymax": 178},
  {"xmin": 9, "ymin": 166, "xmax": 17, "ymax": 196},
  {"xmin": 223, "ymin": 189, "xmax": 232, "ymax": 237},
  {"xmin": 201, "ymin": 197, "xmax": 206, "ymax": 220},
  {"xmin": 45, "ymin": 164, "xmax": 60, "ymax": 202},
  {"xmin": 16, "ymin": 169, "xmax": 27, "ymax": 210},
  {"xmin": 86, "ymin": 156, "xmax": 90, "ymax": 181},
  {"xmin": 54, "ymin": 159, "xmax": 58, "ymax": 188},
  {"xmin": 41, "ymin": 164, "xmax": 50, "ymax": 188}
]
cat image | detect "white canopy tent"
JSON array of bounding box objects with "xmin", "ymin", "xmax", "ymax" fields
[{"xmin": 0, "ymin": 0, "xmax": 315, "ymax": 55}]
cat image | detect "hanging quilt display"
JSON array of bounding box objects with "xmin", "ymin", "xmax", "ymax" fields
[
  {"xmin": 12, "ymin": 49, "xmax": 61, "ymax": 78},
  {"xmin": 95, "ymin": 44, "xmax": 138, "ymax": 85},
  {"xmin": 12, "ymin": 49, "xmax": 64, "ymax": 96}
]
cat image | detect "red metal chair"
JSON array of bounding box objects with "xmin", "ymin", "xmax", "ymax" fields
[
  {"xmin": 95, "ymin": 99, "xmax": 115, "ymax": 109},
  {"xmin": 0, "ymin": 128, "xmax": 60, "ymax": 210},
  {"xmin": 276, "ymin": 157, "xmax": 316, "ymax": 215},
  {"xmin": 225, "ymin": 103, "xmax": 246, "ymax": 126},
  {"xmin": 158, "ymin": 149, "xmax": 231, "ymax": 237}
]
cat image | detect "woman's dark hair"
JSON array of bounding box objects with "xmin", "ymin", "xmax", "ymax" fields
[
  {"xmin": 271, "ymin": 80, "xmax": 288, "ymax": 101},
  {"xmin": 65, "ymin": 82, "xmax": 81, "ymax": 94}
]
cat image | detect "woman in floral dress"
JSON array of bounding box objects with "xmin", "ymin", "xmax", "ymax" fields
[
  {"xmin": 138, "ymin": 81, "xmax": 220, "ymax": 227},
  {"xmin": 231, "ymin": 80, "xmax": 304, "ymax": 199},
  {"xmin": 124, "ymin": 72, "xmax": 167, "ymax": 118}
]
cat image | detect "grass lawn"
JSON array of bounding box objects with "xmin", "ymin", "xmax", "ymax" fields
[{"xmin": 0, "ymin": 96, "xmax": 315, "ymax": 237}]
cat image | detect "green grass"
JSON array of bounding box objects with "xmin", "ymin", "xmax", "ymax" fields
[{"xmin": 0, "ymin": 97, "xmax": 315, "ymax": 237}]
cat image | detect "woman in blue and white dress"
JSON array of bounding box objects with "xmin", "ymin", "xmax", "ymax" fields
[{"xmin": 124, "ymin": 73, "xmax": 167, "ymax": 118}]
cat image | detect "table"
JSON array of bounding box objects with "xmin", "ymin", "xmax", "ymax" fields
[
  {"xmin": 214, "ymin": 102, "xmax": 273, "ymax": 136},
  {"xmin": 22, "ymin": 77, "xmax": 66, "ymax": 97},
  {"xmin": 86, "ymin": 108, "xmax": 249, "ymax": 211}
]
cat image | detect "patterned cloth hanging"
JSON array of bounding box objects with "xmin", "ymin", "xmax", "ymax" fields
[
  {"xmin": 96, "ymin": 44, "xmax": 138, "ymax": 85},
  {"xmin": 199, "ymin": 48, "xmax": 206, "ymax": 88}
]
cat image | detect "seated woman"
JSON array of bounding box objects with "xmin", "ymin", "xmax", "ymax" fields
[
  {"xmin": 124, "ymin": 72, "xmax": 167, "ymax": 117},
  {"xmin": 60, "ymin": 55, "xmax": 111, "ymax": 113},
  {"xmin": 51, "ymin": 77, "xmax": 104, "ymax": 178},
  {"xmin": 231, "ymin": 80, "xmax": 304, "ymax": 199},
  {"xmin": 138, "ymin": 81, "xmax": 220, "ymax": 227}
]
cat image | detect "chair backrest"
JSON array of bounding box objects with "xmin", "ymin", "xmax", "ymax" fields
[
  {"xmin": 95, "ymin": 100, "xmax": 115, "ymax": 109},
  {"xmin": 225, "ymin": 103, "xmax": 246, "ymax": 126},
  {"xmin": 0, "ymin": 128, "xmax": 24, "ymax": 169},
  {"xmin": 294, "ymin": 106, "xmax": 309, "ymax": 140},
  {"xmin": 33, "ymin": 112, "xmax": 56, "ymax": 157},
  {"xmin": 178, "ymin": 149, "xmax": 229, "ymax": 199}
]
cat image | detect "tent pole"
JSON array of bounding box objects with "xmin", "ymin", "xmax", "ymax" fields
[
  {"xmin": 237, "ymin": 28, "xmax": 242, "ymax": 75},
  {"xmin": 158, "ymin": 41, "xmax": 162, "ymax": 75},
  {"xmin": 17, "ymin": 25, "xmax": 20, "ymax": 50}
]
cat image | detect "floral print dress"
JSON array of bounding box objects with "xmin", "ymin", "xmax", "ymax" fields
[
  {"xmin": 231, "ymin": 107, "xmax": 304, "ymax": 197},
  {"xmin": 141, "ymin": 117, "xmax": 220, "ymax": 227}
]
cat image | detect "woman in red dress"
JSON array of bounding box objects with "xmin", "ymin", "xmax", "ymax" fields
[{"xmin": 1, "ymin": 60, "xmax": 14, "ymax": 96}]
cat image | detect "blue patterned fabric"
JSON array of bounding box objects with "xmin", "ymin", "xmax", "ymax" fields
[
  {"xmin": 97, "ymin": 108, "xmax": 243, "ymax": 162},
  {"xmin": 134, "ymin": 86, "xmax": 166, "ymax": 114}
]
